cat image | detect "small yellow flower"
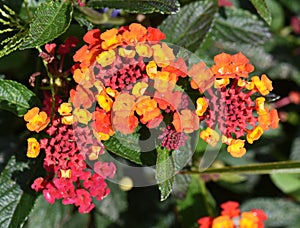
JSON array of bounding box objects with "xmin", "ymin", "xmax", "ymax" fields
[
  {"xmin": 97, "ymin": 91, "xmax": 113, "ymax": 112},
  {"xmin": 212, "ymin": 215, "xmax": 235, "ymax": 228},
  {"xmin": 146, "ymin": 61, "xmax": 157, "ymax": 78},
  {"xmin": 239, "ymin": 212, "xmax": 259, "ymax": 228},
  {"xmin": 255, "ymin": 97, "xmax": 267, "ymax": 115},
  {"xmin": 196, "ymin": 97, "xmax": 208, "ymax": 116},
  {"xmin": 135, "ymin": 43, "xmax": 152, "ymax": 58},
  {"xmin": 73, "ymin": 108, "xmax": 92, "ymax": 125},
  {"xmin": 118, "ymin": 47, "xmax": 136, "ymax": 58},
  {"xmin": 200, "ymin": 127, "xmax": 220, "ymax": 147},
  {"xmin": 60, "ymin": 169, "xmax": 72, "ymax": 178},
  {"xmin": 88, "ymin": 146, "xmax": 101, "ymax": 160},
  {"xmin": 246, "ymin": 126, "xmax": 264, "ymax": 144},
  {"xmin": 96, "ymin": 50, "xmax": 116, "ymax": 67},
  {"xmin": 227, "ymin": 139, "xmax": 246, "ymax": 157},
  {"xmin": 58, "ymin": 102, "xmax": 72, "ymax": 116},
  {"xmin": 214, "ymin": 78, "xmax": 230, "ymax": 88},
  {"xmin": 61, "ymin": 115, "xmax": 74, "ymax": 125},
  {"xmin": 132, "ymin": 82, "xmax": 148, "ymax": 97},
  {"xmin": 27, "ymin": 138, "xmax": 40, "ymax": 158},
  {"xmin": 252, "ymin": 74, "xmax": 273, "ymax": 95}
]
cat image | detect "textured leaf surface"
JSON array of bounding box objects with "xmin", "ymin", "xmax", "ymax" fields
[
  {"xmin": 103, "ymin": 131, "xmax": 156, "ymax": 166},
  {"xmin": 20, "ymin": 1, "xmax": 73, "ymax": 49},
  {"xmin": 159, "ymin": 0, "xmax": 218, "ymax": 52},
  {"xmin": 176, "ymin": 176, "xmax": 216, "ymax": 228},
  {"xmin": 87, "ymin": 0, "xmax": 180, "ymax": 14},
  {"xmin": 249, "ymin": 0, "xmax": 272, "ymax": 25},
  {"xmin": 27, "ymin": 196, "xmax": 73, "ymax": 228},
  {"xmin": 241, "ymin": 198, "xmax": 300, "ymax": 227},
  {"xmin": 213, "ymin": 7, "xmax": 271, "ymax": 45},
  {"xmin": 0, "ymin": 79, "xmax": 38, "ymax": 116},
  {"xmin": 155, "ymin": 147, "xmax": 174, "ymax": 201},
  {"xmin": 0, "ymin": 156, "xmax": 36, "ymax": 228},
  {"xmin": 270, "ymin": 173, "xmax": 300, "ymax": 194}
]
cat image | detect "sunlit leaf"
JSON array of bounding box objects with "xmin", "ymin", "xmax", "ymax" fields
[
  {"xmin": 27, "ymin": 196, "xmax": 73, "ymax": 228},
  {"xmin": 20, "ymin": 1, "xmax": 73, "ymax": 49},
  {"xmin": 0, "ymin": 79, "xmax": 38, "ymax": 116},
  {"xmin": 156, "ymin": 147, "xmax": 174, "ymax": 201},
  {"xmin": 0, "ymin": 156, "xmax": 36, "ymax": 228},
  {"xmin": 241, "ymin": 198, "xmax": 300, "ymax": 227},
  {"xmin": 159, "ymin": 0, "xmax": 218, "ymax": 52},
  {"xmin": 103, "ymin": 131, "xmax": 156, "ymax": 166},
  {"xmin": 176, "ymin": 176, "xmax": 216, "ymax": 228},
  {"xmin": 87, "ymin": 0, "xmax": 180, "ymax": 14},
  {"xmin": 249, "ymin": 0, "xmax": 272, "ymax": 25},
  {"xmin": 213, "ymin": 7, "xmax": 271, "ymax": 45}
]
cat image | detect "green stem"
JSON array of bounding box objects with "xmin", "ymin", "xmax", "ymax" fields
[
  {"xmin": 36, "ymin": 47, "xmax": 55, "ymax": 120},
  {"xmin": 180, "ymin": 160, "xmax": 300, "ymax": 175},
  {"xmin": 24, "ymin": 0, "xmax": 32, "ymax": 20}
]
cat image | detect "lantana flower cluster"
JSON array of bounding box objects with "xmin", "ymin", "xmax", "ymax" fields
[
  {"xmin": 24, "ymin": 39, "xmax": 116, "ymax": 214},
  {"xmin": 71, "ymin": 23, "xmax": 279, "ymax": 158},
  {"xmin": 198, "ymin": 201, "xmax": 267, "ymax": 228},
  {"xmin": 197, "ymin": 52, "xmax": 280, "ymax": 157}
]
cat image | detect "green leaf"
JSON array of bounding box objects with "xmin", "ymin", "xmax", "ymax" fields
[
  {"xmin": 278, "ymin": 0, "xmax": 300, "ymax": 14},
  {"xmin": 20, "ymin": 1, "xmax": 73, "ymax": 49},
  {"xmin": 0, "ymin": 156, "xmax": 37, "ymax": 228},
  {"xmin": 27, "ymin": 196, "xmax": 73, "ymax": 228},
  {"xmin": 103, "ymin": 131, "xmax": 156, "ymax": 166},
  {"xmin": 183, "ymin": 160, "xmax": 300, "ymax": 175},
  {"xmin": 270, "ymin": 173, "xmax": 300, "ymax": 194},
  {"xmin": 155, "ymin": 147, "xmax": 174, "ymax": 201},
  {"xmin": 213, "ymin": 7, "xmax": 271, "ymax": 45},
  {"xmin": 0, "ymin": 5, "xmax": 28, "ymax": 58},
  {"xmin": 87, "ymin": 0, "xmax": 180, "ymax": 14},
  {"xmin": 249, "ymin": 0, "xmax": 272, "ymax": 25},
  {"xmin": 290, "ymin": 136, "xmax": 300, "ymax": 160},
  {"xmin": 159, "ymin": 0, "xmax": 218, "ymax": 52},
  {"xmin": 241, "ymin": 198, "xmax": 300, "ymax": 227},
  {"xmin": 176, "ymin": 176, "xmax": 216, "ymax": 228},
  {"xmin": 172, "ymin": 174, "xmax": 191, "ymax": 199},
  {"xmin": 0, "ymin": 79, "xmax": 38, "ymax": 116}
]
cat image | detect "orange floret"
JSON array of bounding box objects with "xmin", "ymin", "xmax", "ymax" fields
[
  {"xmin": 239, "ymin": 212, "xmax": 260, "ymax": 228},
  {"xmin": 122, "ymin": 23, "xmax": 147, "ymax": 44},
  {"xmin": 210, "ymin": 52, "xmax": 254, "ymax": 79},
  {"xmin": 252, "ymin": 74, "xmax": 273, "ymax": 96},
  {"xmin": 188, "ymin": 62, "xmax": 214, "ymax": 93},
  {"xmin": 100, "ymin": 28, "xmax": 122, "ymax": 50},
  {"xmin": 135, "ymin": 96, "xmax": 162, "ymax": 126},
  {"xmin": 212, "ymin": 215, "xmax": 235, "ymax": 228},
  {"xmin": 24, "ymin": 107, "xmax": 50, "ymax": 133}
]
